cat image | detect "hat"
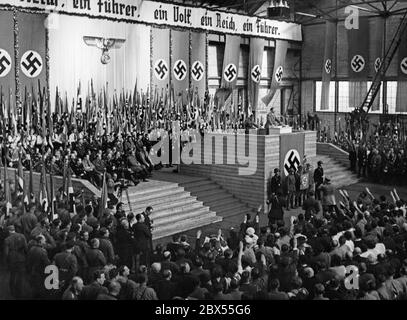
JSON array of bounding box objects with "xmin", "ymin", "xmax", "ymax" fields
[
  {"xmin": 246, "ymin": 227, "xmax": 255, "ymax": 236},
  {"xmin": 318, "ymin": 161, "xmax": 323, "ymax": 165},
  {"xmin": 274, "ymin": 168, "xmax": 280, "ymax": 174},
  {"xmin": 303, "ymin": 267, "xmax": 314, "ymax": 278},
  {"xmin": 163, "ymin": 251, "xmax": 171, "ymax": 259},
  {"xmin": 354, "ymin": 247, "xmax": 362, "ymax": 255}
]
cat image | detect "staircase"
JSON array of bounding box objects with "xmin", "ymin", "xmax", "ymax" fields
[
  {"xmin": 121, "ymin": 178, "xmax": 222, "ymax": 240},
  {"xmin": 176, "ymin": 177, "xmax": 256, "ymax": 220},
  {"xmin": 316, "ymin": 155, "xmax": 360, "ymax": 188}
]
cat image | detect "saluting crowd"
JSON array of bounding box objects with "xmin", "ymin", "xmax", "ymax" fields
[
  {"xmin": 0, "ymin": 85, "xmax": 407, "ymax": 300},
  {"xmin": 1, "ymin": 146, "xmax": 407, "ymax": 300}
]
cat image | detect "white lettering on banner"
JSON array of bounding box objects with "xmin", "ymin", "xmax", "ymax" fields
[{"xmin": 2, "ymin": 0, "xmax": 302, "ymax": 41}]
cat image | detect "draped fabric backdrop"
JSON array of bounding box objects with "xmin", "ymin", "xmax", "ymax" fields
[
  {"xmin": 397, "ymin": 18, "xmax": 407, "ymax": 113},
  {"xmin": 247, "ymin": 37, "xmax": 265, "ymax": 114},
  {"xmin": 17, "ymin": 12, "xmax": 47, "ymax": 97},
  {"xmin": 370, "ymin": 17, "xmax": 384, "ymax": 111},
  {"xmin": 221, "ymin": 35, "xmax": 241, "ymax": 91},
  {"xmin": 347, "ymin": 17, "xmax": 369, "ymax": 109},
  {"xmin": 0, "ymin": 11, "xmax": 15, "ymax": 96},
  {"xmin": 262, "ymin": 39, "xmax": 288, "ymax": 107},
  {"xmin": 151, "ymin": 27, "xmax": 170, "ymax": 100},
  {"xmin": 190, "ymin": 32, "xmax": 207, "ymax": 100},
  {"xmin": 171, "ymin": 30, "xmax": 190, "ymax": 105},
  {"xmin": 321, "ymin": 21, "xmax": 336, "ymax": 111},
  {"xmin": 347, "ymin": 17, "xmax": 370, "ymax": 80},
  {"xmin": 49, "ymin": 15, "xmax": 150, "ymax": 110}
]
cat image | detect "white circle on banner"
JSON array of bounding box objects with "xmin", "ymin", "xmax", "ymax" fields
[
  {"xmin": 223, "ymin": 63, "xmax": 237, "ymax": 82},
  {"xmin": 400, "ymin": 57, "xmax": 407, "ymax": 75},
  {"xmin": 191, "ymin": 60, "xmax": 204, "ymax": 81},
  {"xmin": 0, "ymin": 48, "xmax": 12, "ymax": 78},
  {"xmin": 20, "ymin": 50, "xmax": 43, "ymax": 78},
  {"xmin": 173, "ymin": 59, "xmax": 187, "ymax": 81},
  {"xmin": 283, "ymin": 149, "xmax": 300, "ymax": 176},
  {"xmin": 251, "ymin": 65, "xmax": 261, "ymax": 83},
  {"xmin": 351, "ymin": 55, "xmax": 365, "ymax": 73},
  {"xmin": 154, "ymin": 59, "xmax": 169, "ymax": 80},
  {"xmin": 275, "ymin": 65, "xmax": 284, "ymax": 83},
  {"xmin": 325, "ymin": 59, "xmax": 332, "ymax": 74}
]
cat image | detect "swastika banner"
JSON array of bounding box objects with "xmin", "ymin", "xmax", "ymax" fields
[
  {"xmin": 248, "ymin": 37, "xmax": 265, "ymax": 114},
  {"xmin": 151, "ymin": 27, "xmax": 170, "ymax": 95},
  {"xmin": 347, "ymin": 16, "xmax": 369, "ymax": 79},
  {"xmin": 398, "ymin": 17, "xmax": 407, "ymax": 80},
  {"xmin": 262, "ymin": 39, "xmax": 288, "ymax": 107},
  {"xmin": 396, "ymin": 18, "xmax": 407, "ymax": 112},
  {"xmin": 0, "ymin": 10, "xmax": 15, "ymax": 94},
  {"xmin": 221, "ymin": 35, "xmax": 241, "ymax": 90},
  {"xmin": 171, "ymin": 30, "xmax": 189, "ymax": 105},
  {"xmin": 371, "ymin": 17, "xmax": 384, "ymax": 111},
  {"xmin": 17, "ymin": 12, "xmax": 46, "ymax": 93},
  {"xmin": 279, "ymin": 132, "xmax": 305, "ymax": 177},
  {"xmin": 190, "ymin": 32, "xmax": 206, "ymax": 100},
  {"xmin": 321, "ymin": 21, "xmax": 336, "ymax": 111}
]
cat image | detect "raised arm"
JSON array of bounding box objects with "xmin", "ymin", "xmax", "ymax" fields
[
  {"xmin": 365, "ymin": 187, "xmax": 375, "ymax": 200},
  {"xmin": 237, "ymin": 241, "xmax": 244, "ymax": 274}
]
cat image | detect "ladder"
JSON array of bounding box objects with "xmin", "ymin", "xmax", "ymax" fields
[{"xmin": 358, "ymin": 9, "xmax": 407, "ymax": 114}]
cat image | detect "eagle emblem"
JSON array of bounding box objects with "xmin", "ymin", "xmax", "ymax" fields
[{"xmin": 83, "ymin": 36, "xmax": 126, "ymax": 64}]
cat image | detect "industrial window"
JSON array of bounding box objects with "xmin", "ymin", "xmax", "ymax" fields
[
  {"xmin": 338, "ymin": 81, "xmax": 350, "ymax": 112},
  {"xmin": 387, "ymin": 81, "xmax": 398, "ymax": 114},
  {"xmin": 366, "ymin": 81, "xmax": 383, "ymax": 114},
  {"xmin": 315, "ymin": 81, "xmax": 335, "ymax": 112}
]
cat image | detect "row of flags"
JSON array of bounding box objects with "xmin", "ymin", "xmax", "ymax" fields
[{"xmin": 0, "ymin": 77, "xmax": 254, "ymax": 138}]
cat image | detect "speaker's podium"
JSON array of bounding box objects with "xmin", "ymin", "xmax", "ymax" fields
[
  {"xmin": 180, "ymin": 126, "xmax": 317, "ymax": 215},
  {"xmin": 267, "ymin": 125, "xmax": 293, "ymax": 135}
]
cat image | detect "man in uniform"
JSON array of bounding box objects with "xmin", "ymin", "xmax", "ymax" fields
[
  {"xmin": 3, "ymin": 225, "xmax": 27, "ymax": 298},
  {"xmin": 314, "ymin": 161, "xmax": 324, "ymax": 200},
  {"xmin": 265, "ymin": 107, "xmax": 281, "ymax": 129},
  {"xmin": 53, "ymin": 239, "xmax": 78, "ymax": 292},
  {"xmin": 26, "ymin": 235, "xmax": 50, "ymax": 299}
]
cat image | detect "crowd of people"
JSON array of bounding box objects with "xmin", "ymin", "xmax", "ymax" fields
[
  {"xmin": 343, "ymin": 120, "xmax": 407, "ymax": 185},
  {"xmin": 1, "ymin": 149, "xmax": 407, "ymax": 300},
  {"xmin": 0, "ymin": 86, "xmax": 406, "ymax": 300}
]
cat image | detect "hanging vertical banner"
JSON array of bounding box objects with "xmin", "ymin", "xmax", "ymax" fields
[
  {"xmin": 190, "ymin": 32, "xmax": 206, "ymax": 99},
  {"xmin": 262, "ymin": 39, "xmax": 288, "ymax": 106},
  {"xmin": 396, "ymin": 18, "xmax": 407, "ymax": 113},
  {"xmin": 171, "ymin": 30, "xmax": 189, "ymax": 104},
  {"xmin": 0, "ymin": 11, "xmax": 15, "ymax": 94},
  {"xmin": 347, "ymin": 17, "xmax": 369, "ymax": 79},
  {"xmin": 248, "ymin": 37, "xmax": 265, "ymax": 113},
  {"xmin": 320, "ymin": 21, "xmax": 336, "ymax": 111},
  {"xmin": 17, "ymin": 12, "xmax": 46, "ymax": 94},
  {"xmin": 221, "ymin": 35, "xmax": 241, "ymax": 90},
  {"xmin": 152, "ymin": 27, "xmax": 170, "ymax": 94},
  {"xmin": 371, "ymin": 17, "xmax": 384, "ymax": 75},
  {"xmin": 280, "ymin": 133, "xmax": 305, "ymax": 177},
  {"xmin": 371, "ymin": 17, "xmax": 384, "ymax": 111},
  {"xmin": 398, "ymin": 19, "xmax": 407, "ymax": 80}
]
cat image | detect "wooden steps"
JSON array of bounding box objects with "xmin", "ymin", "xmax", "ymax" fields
[{"xmin": 122, "ymin": 176, "xmax": 222, "ymax": 240}]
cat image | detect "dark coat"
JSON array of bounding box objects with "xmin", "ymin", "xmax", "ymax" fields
[
  {"xmin": 4, "ymin": 232, "xmax": 27, "ymax": 267},
  {"xmin": 132, "ymin": 222, "xmax": 151, "ymax": 253},
  {"xmin": 314, "ymin": 167, "xmax": 324, "ymax": 186}
]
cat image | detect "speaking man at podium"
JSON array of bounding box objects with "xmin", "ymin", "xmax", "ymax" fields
[{"xmin": 265, "ymin": 107, "xmax": 282, "ymax": 129}]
